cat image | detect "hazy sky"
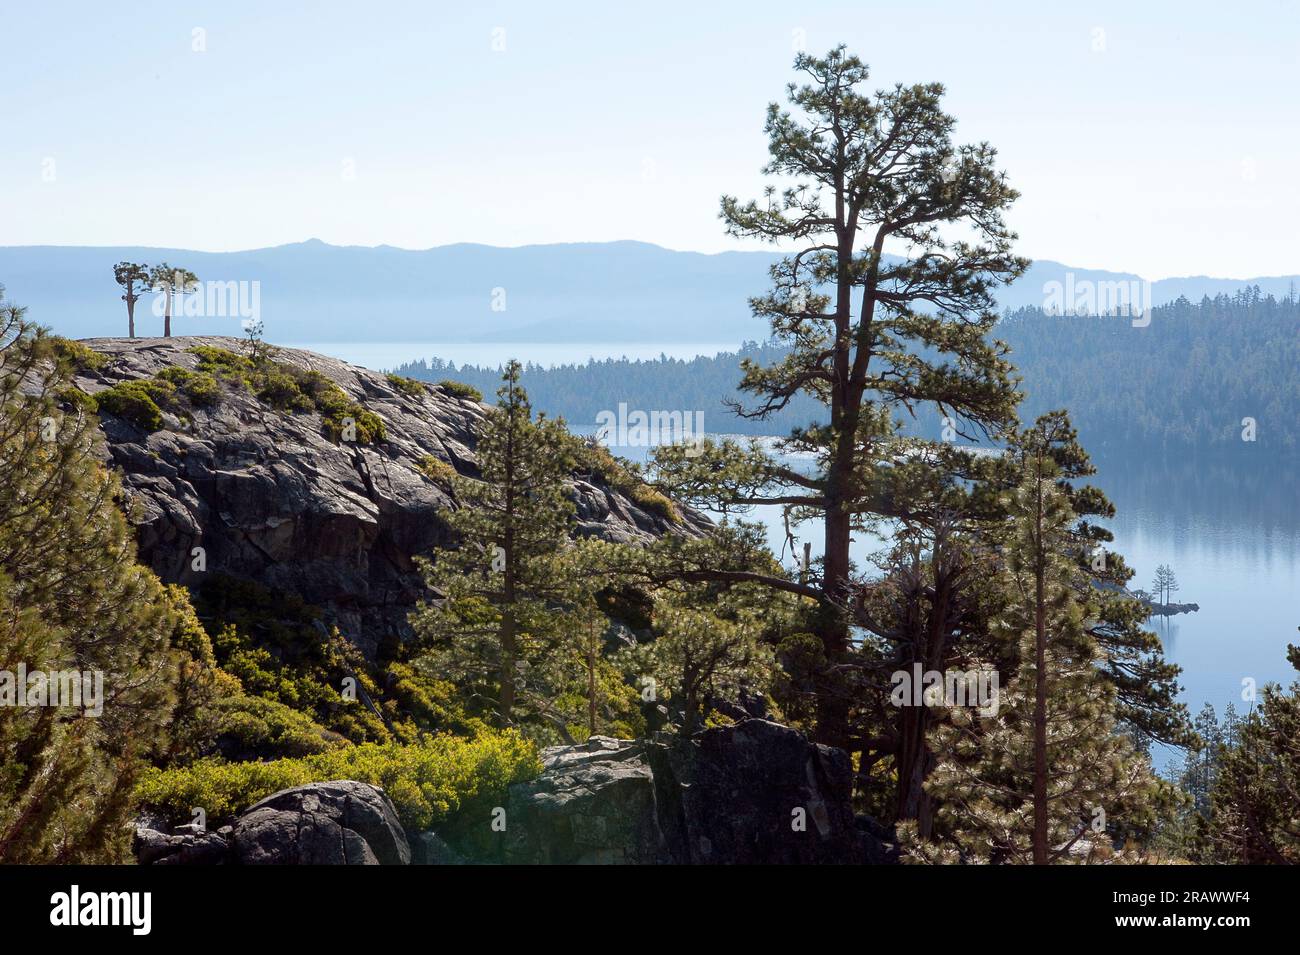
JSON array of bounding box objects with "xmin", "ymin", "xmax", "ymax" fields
[{"xmin": 2, "ymin": 0, "xmax": 1296, "ymax": 279}]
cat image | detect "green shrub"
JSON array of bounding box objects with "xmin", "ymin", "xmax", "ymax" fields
[
  {"xmin": 187, "ymin": 346, "xmax": 387, "ymax": 443},
  {"xmin": 95, "ymin": 379, "xmax": 175, "ymax": 431},
  {"xmin": 58, "ymin": 388, "xmax": 98, "ymax": 414},
  {"xmin": 438, "ymin": 379, "xmax": 482, "ymax": 402},
  {"xmin": 629, "ymin": 483, "xmax": 681, "ymax": 524},
  {"xmin": 317, "ymin": 386, "xmax": 385, "ymax": 444},
  {"xmin": 386, "ymin": 373, "xmax": 428, "ymax": 398},
  {"xmin": 188, "ymin": 346, "xmax": 385, "ymax": 444},
  {"xmin": 134, "ymin": 731, "xmax": 541, "ymax": 831},
  {"xmin": 48, "ymin": 336, "xmax": 109, "ymax": 373},
  {"xmin": 190, "ymin": 345, "xmax": 255, "ymax": 380},
  {"xmin": 211, "ymin": 694, "xmax": 344, "ymax": 760},
  {"xmin": 255, "ymin": 371, "xmax": 314, "ymax": 412},
  {"xmin": 416, "ymin": 454, "xmax": 459, "ymax": 486},
  {"xmin": 156, "ymin": 366, "xmax": 222, "ymax": 407}
]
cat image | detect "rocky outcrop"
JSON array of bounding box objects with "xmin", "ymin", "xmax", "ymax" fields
[
  {"xmin": 1144, "ymin": 600, "xmax": 1200, "ymax": 616},
  {"xmin": 71, "ymin": 337, "xmax": 708, "ymax": 656},
  {"xmin": 135, "ymin": 723, "xmax": 894, "ymax": 865},
  {"xmin": 501, "ymin": 736, "xmax": 669, "ymax": 864},
  {"xmin": 135, "ymin": 780, "xmax": 410, "ymax": 865},
  {"xmin": 448, "ymin": 720, "xmax": 893, "ymax": 865},
  {"xmin": 652, "ymin": 717, "xmax": 873, "ymax": 864}
]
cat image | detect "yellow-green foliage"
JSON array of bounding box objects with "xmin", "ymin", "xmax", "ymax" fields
[
  {"xmin": 95, "ymin": 379, "xmax": 175, "ymax": 431},
  {"xmin": 95, "ymin": 365, "xmax": 225, "ymax": 431},
  {"xmin": 190, "ymin": 344, "xmax": 256, "ymax": 379},
  {"xmin": 156, "ymin": 366, "xmax": 221, "ymax": 407},
  {"xmin": 386, "ymin": 373, "xmax": 428, "ymax": 398},
  {"xmin": 189, "ymin": 345, "xmax": 386, "ymax": 444},
  {"xmin": 48, "ymin": 336, "xmax": 109, "ymax": 373},
  {"xmin": 210, "ymin": 693, "xmax": 344, "ymax": 759},
  {"xmin": 199, "ymin": 575, "xmax": 389, "ymax": 742},
  {"xmin": 416, "ymin": 454, "xmax": 459, "ymax": 486},
  {"xmin": 437, "ymin": 379, "xmax": 482, "ymax": 402},
  {"xmin": 135, "ymin": 730, "xmax": 541, "ymax": 831},
  {"xmin": 577, "ymin": 440, "xmax": 680, "ymax": 523}
]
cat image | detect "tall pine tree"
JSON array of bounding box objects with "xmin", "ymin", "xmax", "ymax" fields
[
  {"xmin": 412, "ymin": 361, "xmax": 595, "ymax": 738},
  {"xmin": 653, "ymin": 46, "xmax": 1025, "ymax": 746}
]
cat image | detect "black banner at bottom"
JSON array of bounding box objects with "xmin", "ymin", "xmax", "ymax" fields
[{"xmin": 0, "ymin": 863, "xmax": 1281, "ymax": 942}]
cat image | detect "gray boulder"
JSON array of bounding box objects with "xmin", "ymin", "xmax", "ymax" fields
[
  {"xmin": 230, "ymin": 780, "xmax": 410, "ymax": 865},
  {"xmin": 651, "ymin": 718, "xmax": 874, "ymax": 864},
  {"xmin": 452, "ymin": 720, "xmax": 891, "ymax": 865},
  {"xmin": 503, "ymin": 736, "xmax": 671, "ymax": 864},
  {"xmin": 135, "ymin": 780, "xmax": 410, "ymax": 865}
]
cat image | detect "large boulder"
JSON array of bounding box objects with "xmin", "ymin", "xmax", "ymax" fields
[
  {"xmin": 435, "ymin": 720, "xmax": 892, "ymax": 865},
  {"xmin": 651, "ymin": 718, "xmax": 874, "ymax": 864},
  {"xmin": 135, "ymin": 780, "xmax": 410, "ymax": 865},
  {"xmin": 503, "ymin": 736, "xmax": 671, "ymax": 864}
]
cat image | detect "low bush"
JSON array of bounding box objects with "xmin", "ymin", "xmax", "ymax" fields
[
  {"xmin": 438, "ymin": 379, "xmax": 483, "ymax": 402},
  {"xmin": 95, "ymin": 379, "xmax": 176, "ymax": 431},
  {"xmin": 416, "ymin": 454, "xmax": 459, "ymax": 486},
  {"xmin": 156, "ymin": 366, "xmax": 222, "ymax": 407},
  {"xmin": 386, "ymin": 373, "xmax": 428, "ymax": 398},
  {"xmin": 188, "ymin": 345, "xmax": 386, "ymax": 444},
  {"xmin": 134, "ymin": 730, "xmax": 542, "ymax": 831},
  {"xmin": 48, "ymin": 336, "xmax": 109, "ymax": 373}
]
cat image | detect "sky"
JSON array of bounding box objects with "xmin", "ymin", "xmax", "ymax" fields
[{"xmin": 1, "ymin": 0, "xmax": 1297, "ymax": 279}]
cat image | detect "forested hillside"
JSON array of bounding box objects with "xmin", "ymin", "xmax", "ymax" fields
[{"xmin": 395, "ymin": 289, "xmax": 1300, "ymax": 456}]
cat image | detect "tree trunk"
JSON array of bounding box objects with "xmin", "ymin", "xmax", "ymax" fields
[
  {"xmin": 126, "ymin": 292, "xmax": 136, "ymax": 338},
  {"xmin": 1032, "ymin": 475, "xmax": 1050, "ymax": 865},
  {"xmin": 815, "ymin": 497, "xmax": 853, "ymax": 746},
  {"xmin": 586, "ymin": 623, "xmax": 597, "ymax": 737},
  {"xmin": 896, "ymin": 703, "xmax": 934, "ymax": 834},
  {"xmin": 811, "ymin": 179, "xmax": 860, "ymax": 749},
  {"xmin": 164, "ymin": 288, "xmax": 172, "ymax": 338}
]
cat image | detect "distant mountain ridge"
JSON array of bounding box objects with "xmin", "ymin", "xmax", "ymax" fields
[{"xmin": 1, "ymin": 239, "xmax": 1295, "ymax": 343}]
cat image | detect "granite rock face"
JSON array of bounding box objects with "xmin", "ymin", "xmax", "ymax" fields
[
  {"xmin": 502, "ymin": 736, "xmax": 670, "ymax": 864},
  {"xmin": 73, "ymin": 336, "xmax": 707, "ymax": 656},
  {"xmin": 134, "ymin": 780, "xmax": 410, "ymax": 866},
  {"xmin": 470, "ymin": 720, "xmax": 892, "ymax": 865}
]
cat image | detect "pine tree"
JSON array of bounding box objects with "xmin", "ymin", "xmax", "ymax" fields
[
  {"xmin": 0, "ymin": 289, "xmax": 182, "ymax": 862},
  {"xmin": 909, "ymin": 454, "xmax": 1172, "ymax": 864},
  {"xmin": 1206, "ymin": 644, "xmax": 1300, "ymax": 863},
  {"xmin": 113, "ymin": 262, "xmax": 150, "ymax": 338},
  {"xmin": 652, "ymin": 46, "xmax": 1025, "ymax": 747},
  {"xmin": 148, "ymin": 264, "xmax": 199, "ymax": 337},
  {"xmin": 411, "ymin": 361, "xmax": 594, "ymax": 738},
  {"xmin": 1005, "ymin": 412, "xmax": 1189, "ymax": 746},
  {"xmin": 616, "ymin": 586, "xmax": 775, "ymax": 736}
]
